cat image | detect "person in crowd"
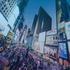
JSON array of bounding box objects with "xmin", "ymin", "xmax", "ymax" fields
[
  {"xmin": 25, "ymin": 47, "xmax": 29, "ymax": 58},
  {"xmin": 0, "ymin": 45, "xmax": 64, "ymax": 70}
]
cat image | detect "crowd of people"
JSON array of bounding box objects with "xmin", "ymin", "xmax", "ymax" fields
[
  {"xmin": 0, "ymin": 44, "xmax": 67, "ymax": 70},
  {"xmin": 0, "ymin": 45, "xmax": 43, "ymax": 70}
]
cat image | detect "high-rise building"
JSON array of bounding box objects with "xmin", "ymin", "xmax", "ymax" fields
[
  {"xmin": 33, "ymin": 7, "xmax": 52, "ymax": 36},
  {"xmin": 31, "ymin": 15, "xmax": 38, "ymax": 34},
  {"xmin": 56, "ymin": 0, "xmax": 70, "ymax": 23},
  {"xmin": 38, "ymin": 7, "xmax": 52, "ymax": 33},
  {"xmin": 14, "ymin": 0, "xmax": 29, "ymax": 30},
  {"xmin": 13, "ymin": 0, "xmax": 29, "ymax": 42},
  {"xmin": 0, "ymin": 0, "xmax": 19, "ymax": 36},
  {"xmin": 0, "ymin": 0, "xmax": 19, "ymax": 51},
  {"xmin": 56, "ymin": 0, "xmax": 70, "ymax": 65},
  {"xmin": 32, "ymin": 7, "xmax": 52, "ymax": 51},
  {"xmin": 0, "ymin": 0, "xmax": 17, "ymax": 20}
]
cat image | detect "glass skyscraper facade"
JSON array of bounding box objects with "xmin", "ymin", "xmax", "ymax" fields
[{"xmin": 0, "ymin": 0, "xmax": 17, "ymax": 20}]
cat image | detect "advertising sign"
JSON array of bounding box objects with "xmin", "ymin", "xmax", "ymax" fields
[
  {"xmin": 38, "ymin": 32, "xmax": 46, "ymax": 53},
  {"xmin": 46, "ymin": 36, "xmax": 53, "ymax": 45},
  {"xmin": 67, "ymin": 42, "xmax": 70, "ymax": 60},
  {"xmin": 6, "ymin": 31, "xmax": 14, "ymax": 43},
  {"xmin": 59, "ymin": 32, "xmax": 66, "ymax": 41},
  {"xmin": 58, "ymin": 43, "xmax": 68, "ymax": 59},
  {"xmin": 33, "ymin": 32, "xmax": 45, "ymax": 53},
  {"xmin": 58, "ymin": 21, "xmax": 65, "ymax": 30},
  {"xmin": 65, "ymin": 22, "xmax": 70, "ymax": 39},
  {"xmin": 46, "ymin": 35, "xmax": 58, "ymax": 46},
  {"xmin": 38, "ymin": 32, "xmax": 45, "ymax": 42}
]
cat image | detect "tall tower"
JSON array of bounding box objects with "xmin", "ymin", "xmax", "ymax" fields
[
  {"xmin": 0, "ymin": 0, "xmax": 19, "ymax": 36},
  {"xmin": 0, "ymin": 0, "xmax": 17, "ymax": 20},
  {"xmin": 13, "ymin": 0, "xmax": 29, "ymax": 43},
  {"xmin": 56, "ymin": 0, "xmax": 70, "ymax": 62},
  {"xmin": 33, "ymin": 7, "xmax": 52, "ymax": 36},
  {"xmin": 32, "ymin": 7, "xmax": 52, "ymax": 51}
]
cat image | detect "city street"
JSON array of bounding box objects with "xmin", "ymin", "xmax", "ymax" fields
[{"xmin": 0, "ymin": 0, "xmax": 70, "ymax": 70}]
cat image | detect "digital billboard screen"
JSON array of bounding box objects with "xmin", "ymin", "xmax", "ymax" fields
[
  {"xmin": 59, "ymin": 43, "xmax": 68, "ymax": 59},
  {"xmin": 67, "ymin": 41, "xmax": 70, "ymax": 60},
  {"xmin": 65, "ymin": 22, "xmax": 70, "ymax": 40}
]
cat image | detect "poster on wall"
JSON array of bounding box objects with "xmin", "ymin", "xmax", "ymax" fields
[
  {"xmin": 59, "ymin": 32, "xmax": 66, "ymax": 41},
  {"xmin": 67, "ymin": 42, "xmax": 70, "ymax": 60},
  {"xmin": 59, "ymin": 42, "xmax": 68, "ymax": 59},
  {"xmin": 46, "ymin": 36, "xmax": 53, "ymax": 45},
  {"xmin": 65, "ymin": 22, "xmax": 70, "ymax": 40}
]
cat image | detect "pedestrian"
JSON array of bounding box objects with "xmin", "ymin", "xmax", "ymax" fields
[{"xmin": 25, "ymin": 47, "xmax": 29, "ymax": 58}]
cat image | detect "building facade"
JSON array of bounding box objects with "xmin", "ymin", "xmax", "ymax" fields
[
  {"xmin": 32, "ymin": 7, "xmax": 52, "ymax": 53},
  {"xmin": 56, "ymin": 0, "xmax": 70, "ymax": 66},
  {"xmin": 0, "ymin": 0, "xmax": 19, "ymax": 51},
  {"xmin": 0, "ymin": 0, "xmax": 19, "ymax": 36},
  {"xmin": 13, "ymin": 0, "xmax": 29, "ymax": 43},
  {"xmin": 34, "ymin": 7, "xmax": 52, "ymax": 35}
]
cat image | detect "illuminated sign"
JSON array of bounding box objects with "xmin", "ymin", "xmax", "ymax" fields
[
  {"xmin": 46, "ymin": 35, "xmax": 58, "ymax": 46},
  {"xmin": 58, "ymin": 21, "xmax": 65, "ymax": 30},
  {"xmin": 6, "ymin": 31, "xmax": 14, "ymax": 43},
  {"xmin": 65, "ymin": 22, "xmax": 70, "ymax": 39},
  {"xmin": 58, "ymin": 43, "xmax": 68, "ymax": 59},
  {"xmin": 67, "ymin": 42, "xmax": 70, "ymax": 60}
]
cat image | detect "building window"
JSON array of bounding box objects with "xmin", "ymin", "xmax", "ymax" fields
[{"xmin": 2, "ymin": 6, "xmax": 4, "ymax": 10}]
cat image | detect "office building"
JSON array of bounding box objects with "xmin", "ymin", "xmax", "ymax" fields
[
  {"xmin": 14, "ymin": 0, "xmax": 29, "ymax": 31},
  {"xmin": 31, "ymin": 15, "xmax": 38, "ymax": 34},
  {"xmin": 0, "ymin": 0, "xmax": 17, "ymax": 20},
  {"xmin": 56, "ymin": 0, "xmax": 70, "ymax": 23},
  {"xmin": 34, "ymin": 7, "xmax": 52, "ymax": 35},
  {"xmin": 13, "ymin": 0, "xmax": 29, "ymax": 42},
  {"xmin": 0, "ymin": 0, "xmax": 19, "ymax": 36},
  {"xmin": 56, "ymin": 0, "xmax": 70, "ymax": 66},
  {"xmin": 0, "ymin": 0, "xmax": 19, "ymax": 51},
  {"xmin": 32, "ymin": 7, "xmax": 52, "ymax": 52}
]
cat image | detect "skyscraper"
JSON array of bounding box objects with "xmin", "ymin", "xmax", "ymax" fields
[
  {"xmin": 56, "ymin": 0, "xmax": 70, "ymax": 64},
  {"xmin": 13, "ymin": 0, "xmax": 29, "ymax": 42},
  {"xmin": 56, "ymin": 0, "xmax": 70, "ymax": 23},
  {"xmin": 31, "ymin": 15, "xmax": 38, "ymax": 34},
  {"xmin": 0, "ymin": 0, "xmax": 19, "ymax": 51},
  {"xmin": 14, "ymin": 0, "xmax": 29, "ymax": 31},
  {"xmin": 0, "ymin": 0, "xmax": 17, "ymax": 20},
  {"xmin": 33, "ymin": 7, "xmax": 52, "ymax": 36},
  {"xmin": 32, "ymin": 7, "xmax": 52, "ymax": 50},
  {"xmin": 0, "ymin": 0, "xmax": 19, "ymax": 36}
]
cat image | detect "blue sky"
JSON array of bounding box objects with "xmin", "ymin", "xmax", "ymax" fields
[
  {"xmin": 24, "ymin": 0, "xmax": 56, "ymax": 30},
  {"xmin": 67, "ymin": 0, "xmax": 70, "ymax": 4}
]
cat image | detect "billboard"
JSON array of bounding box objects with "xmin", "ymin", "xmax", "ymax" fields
[
  {"xmin": 33, "ymin": 32, "xmax": 45, "ymax": 53},
  {"xmin": 46, "ymin": 35, "xmax": 58, "ymax": 46},
  {"xmin": 46, "ymin": 36, "xmax": 53, "ymax": 45},
  {"xmin": 59, "ymin": 32, "xmax": 66, "ymax": 41},
  {"xmin": 67, "ymin": 42, "xmax": 70, "ymax": 60},
  {"xmin": 58, "ymin": 43, "xmax": 68, "ymax": 59},
  {"xmin": 38, "ymin": 32, "xmax": 45, "ymax": 42},
  {"xmin": 33, "ymin": 41, "xmax": 43, "ymax": 53},
  {"xmin": 6, "ymin": 31, "xmax": 14, "ymax": 44},
  {"xmin": 65, "ymin": 22, "xmax": 70, "ymax": 39},
  {"xmin": 58, "ymin": 21, "xmax": 65, "ymax": 30}
]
